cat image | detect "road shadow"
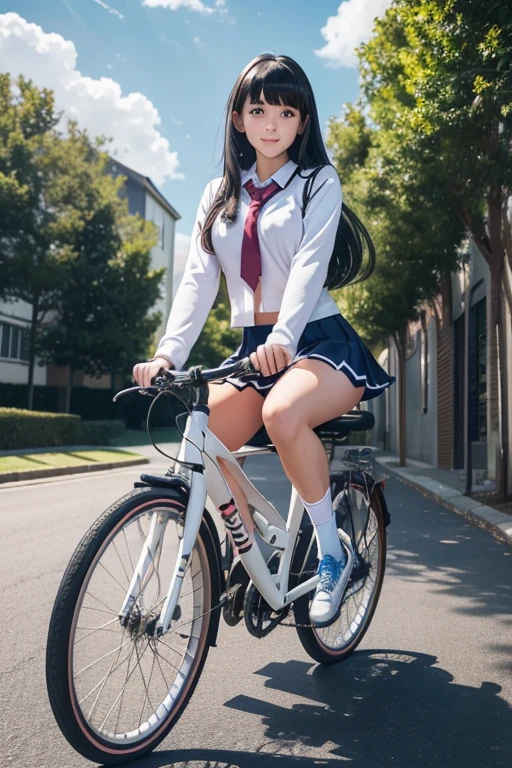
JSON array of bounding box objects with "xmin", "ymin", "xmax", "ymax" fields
[
  {"xmin": 381, "ymin": 475, "xmax": 512, "ymax": 632},
  {"xmin": 116, "ymin": 649, "xmax": 511, "ymax": 768}
]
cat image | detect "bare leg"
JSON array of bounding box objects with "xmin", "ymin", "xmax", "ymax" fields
[{"xmin": 207, "ymin": 382, "xmax": 264, "ymax": 538}]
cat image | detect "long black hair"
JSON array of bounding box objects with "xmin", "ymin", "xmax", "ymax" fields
[{"xmin": 200, "ymin": 53, "xmax": 375, "ymax": 290}]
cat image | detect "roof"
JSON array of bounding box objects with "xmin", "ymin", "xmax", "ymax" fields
[{"xmin": 107, "ymin": 157, "xmax": 181, "ymax": 221}]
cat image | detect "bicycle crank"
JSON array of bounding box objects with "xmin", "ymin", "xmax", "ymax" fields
[{"xmin": 243, "ymin": 552, "xmax": 290, "ymax": 638}]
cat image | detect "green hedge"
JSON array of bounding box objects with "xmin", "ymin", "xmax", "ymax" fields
[
  {"xmin": 0, "ymin": 408, "xmax": 126, "ymax": 450},
  {"xmin": 0, "ymin": 383, "xmax": 176, "ymax": 430}
]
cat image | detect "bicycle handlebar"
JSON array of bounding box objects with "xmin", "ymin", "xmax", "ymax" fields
[{"xmin": 112, "ymin": 356, "xmax": 259, "ymax": 402}]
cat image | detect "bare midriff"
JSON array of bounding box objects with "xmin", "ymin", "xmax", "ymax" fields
[
  {"xmin": 254, "ymin": 311, "xmax": 279, "ymax": 325},
  {"xmin": 253, "ymin": 279, "xmax": 279, "ymax": 325}
]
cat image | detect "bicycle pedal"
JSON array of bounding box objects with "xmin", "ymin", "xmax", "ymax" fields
[{"xmin": 222, "ymin": 558, "xmax": 250, "ymax": 626}]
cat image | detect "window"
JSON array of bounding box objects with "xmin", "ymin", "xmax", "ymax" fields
[{"xmin": 0, "ymin": 321, "xmax": 30, "ymax": 361}]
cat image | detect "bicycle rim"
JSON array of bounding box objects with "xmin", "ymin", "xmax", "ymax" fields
[
  {"xmin": 67, "ymin": 499, "xmax": 210, "ymax": 751},
  {"xmin": 313, "ymin": 485, "xmax": 383, "ymax": 652},
  {"xmin": 294, "ymin": 484, "xmax": 386, "ymax": 663}
]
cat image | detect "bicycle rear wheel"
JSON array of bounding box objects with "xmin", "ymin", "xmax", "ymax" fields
[
  {"xmin": 293, "ymin": 474, "xmax": 386, "ymax": 664},
  {"xmin": 46, "ymin": 486, "xmax": 219, "ymax": 765}
]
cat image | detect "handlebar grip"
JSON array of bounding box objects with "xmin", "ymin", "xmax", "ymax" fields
[
  {"xmin": 244, "ymin": 358, "xmax": 258, "ymax": 375},
  {"xmin": 150, "ymin": 367, "xmax": 175, "ymax": 386}
]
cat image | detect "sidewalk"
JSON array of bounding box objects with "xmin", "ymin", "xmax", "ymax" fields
[{"xmin": 375, "ymin": 450, "xmax": 512, "ymax": 546}]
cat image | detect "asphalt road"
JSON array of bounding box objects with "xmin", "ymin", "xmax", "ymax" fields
[{"xmin": 0, "ymin": 442, "xmax": 511, "ymax": 768}]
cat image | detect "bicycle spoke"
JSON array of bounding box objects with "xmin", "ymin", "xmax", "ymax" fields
[
  {"xmin": 151, "ymin": 640, "xmax": 172, "ymax": 693},
  {"xmin": 155, "ymin": 637, "xmax": 184, "ymax": 658},
  {"xmin": 87, "ymin": 635, "xmax": 135, "ymax": 722},
  {"xmin": 78, "ymin": 641, "xmax": 135, "ymax": 704},
  {"xmin": 312, "ymin": 499, "xmax": 381, "ymax": 650},
  {"xmin": 135, "ymin": 641, "xmax": 157, "ymax": 727},
  {"xmin": 149, "ymin": 644, "xmax": 181, "ymax": 673},
  {"xmin": 76, "ymin": 635, "xmax": 132, "ymax": 680},
  {"xmin": 122, "ymin": 528, "xmax": 135, "ymax": 574},
  {"xmin": 75, "ymin": 617, "xmax": 120, "ymax": 644},
  {"xmin": 98, "ymin": 560, "xmax": 130, "ymax": 594},
  {"xmin": 85, "ymin": 590, "xmax": 119, "ymax": 616},
  {"xmin": 66, "ymin": 503, "xmax": 209, "ymax": 747},
  {"xmin": 112, "ymin": 539, "xmax": 131, "ymax": 587},
  {"xmin": 81, "ymin": 605, "xmax": 118, "ymax": 618},
  {"xmin": 98, "ymin": 641, "xmax": 151, "ymax": 733}
]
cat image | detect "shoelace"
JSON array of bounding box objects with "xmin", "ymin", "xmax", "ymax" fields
[{"xmin": 318, "ymin": 556, "xmax": 342, "ymax": 593}]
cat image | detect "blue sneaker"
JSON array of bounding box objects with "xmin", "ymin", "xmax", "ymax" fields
[{"xmin": 309, "ymin": 552, "xmax": 349, "ymax": 627}]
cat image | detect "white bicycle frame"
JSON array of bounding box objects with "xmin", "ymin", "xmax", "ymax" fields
[{"xmin": 118, "ymin": 403, "xmax": 354, "ymax": 637}]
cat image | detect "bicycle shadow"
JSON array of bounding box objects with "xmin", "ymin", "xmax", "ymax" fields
[{"xmin": 119, "ymin": 649, "xmax": 511, "ymax": 768}]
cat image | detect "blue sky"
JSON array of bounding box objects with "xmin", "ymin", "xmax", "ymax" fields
[{"xmin": 0, "ymin": 0, "xmax": 391, "ymax": 276}]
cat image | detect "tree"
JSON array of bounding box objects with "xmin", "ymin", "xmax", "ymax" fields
[
  {"xmin": 36, "ymin": 200, "xmax": 164, "ymax": 412},
  {"xmin": 1, "ymin": 73, "xmax": 166, "ymax": 412},
  {"xmin": 0, "ymin": 73, "xmax": 122, "ymax": 408},
  {"xmin": 359, "ymin": 0, "xmax": 512, "ymax": 497},
  {"xmin": 327, "ymin": 104, "xmax": 463, "ymax": 464}
]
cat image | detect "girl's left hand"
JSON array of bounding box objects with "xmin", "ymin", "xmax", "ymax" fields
[{"xmin": 250, "ymin": 344, "xmax": 292, "ymax": 377}]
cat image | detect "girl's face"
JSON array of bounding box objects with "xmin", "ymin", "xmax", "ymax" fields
[{"xmin": 232, "ymin": 92, "xmax": 308, "ymax": 160}]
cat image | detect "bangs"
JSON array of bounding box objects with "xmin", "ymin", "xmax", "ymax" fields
[{"xmin": 238, "ymin": 61, "xmax": 308, "ymax": 116}]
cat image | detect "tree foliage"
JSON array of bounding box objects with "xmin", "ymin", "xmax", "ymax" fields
[{"xmin": 0, "ymin": 72, "xmax": 165, "ymax": 409}]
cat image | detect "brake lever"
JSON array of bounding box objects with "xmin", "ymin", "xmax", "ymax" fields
[{"xmin": 112, "ymin": 384, "xmax": 158, "ymax": 402}]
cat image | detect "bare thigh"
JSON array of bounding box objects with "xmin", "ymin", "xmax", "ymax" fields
[
  {"xmin": 207, "ymin": 382, "xmax": 264, "ymax": 516},
  {"xmin": 207, "ymin": 382, "xmax": 265, "ymax": 453}
]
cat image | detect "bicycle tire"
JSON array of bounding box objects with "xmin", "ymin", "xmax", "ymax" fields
[
  {"xmin": 292, "ymin": 475, "xmax": 387, "ymax": 665},
  {"xmin": 46, "ymin": 486, "xmax": 220, "ymax": 765}
]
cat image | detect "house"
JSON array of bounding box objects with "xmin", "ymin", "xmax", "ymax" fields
[{"xmin": 370, "ymin": 238, "xmax": 512, "ymax": 496}]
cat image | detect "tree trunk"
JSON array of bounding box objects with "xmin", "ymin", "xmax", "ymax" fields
[
  {"xmin": 489, "ymin": 267, "xmax": 510, "ymax": 501},
  {"xmin": 65, "ymin": 366, "xmax": 74, "ymax": 414},
  {"xmin": 27, "ymin": 299, "xmax": 39, "ymax": 410},
  {"xmin": 488, "ymin": 191, "xmax": 510, "ymax": 501},
  {"xmin": 393, "ymin": 330, "xmax": 407, "ymax": 467}
]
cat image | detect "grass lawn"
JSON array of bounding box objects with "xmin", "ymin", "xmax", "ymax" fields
[
  {"xmin": 0, "ymin": 448, "xmax": 144, "ymax": 474},
  {"xmin": 111, "ymin": 427, "xmax": 182, "ymax": 447}
]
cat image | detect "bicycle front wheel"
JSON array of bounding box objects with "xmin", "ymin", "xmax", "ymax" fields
[
  {"xmin": 46, "ymin": 486, "xmax": 219, "ymax": 765},
  {"xmin": 293, "ymin": 476, "xmax": 387, "ymax": 664}
]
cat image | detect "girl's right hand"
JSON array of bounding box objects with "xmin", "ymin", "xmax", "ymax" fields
[{"xmin": 132, "ymin": 356, "xmax": 174, "ymax": 388}]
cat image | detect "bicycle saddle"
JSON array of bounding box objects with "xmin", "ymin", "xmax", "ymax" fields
[{"xmin": 245, "ymin": 409, "xmax": 375, "ymax": 448}]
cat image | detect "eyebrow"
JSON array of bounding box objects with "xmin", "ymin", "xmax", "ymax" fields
[{"xmin": 250, "ymin": 100, "xmax": 295, "ymax": 109}]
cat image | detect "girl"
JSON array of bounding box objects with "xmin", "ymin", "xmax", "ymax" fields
[{"xmin": 133, "ymin": 53, "xmax": 395, "ymax": 627}]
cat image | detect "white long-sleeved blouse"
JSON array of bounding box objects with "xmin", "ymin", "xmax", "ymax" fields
[{"xmin": 154, "ymin": 157, "xmax": 343, "ymax": 370}]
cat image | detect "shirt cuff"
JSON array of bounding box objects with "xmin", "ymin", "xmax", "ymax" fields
[
  {"xmin": 263, "ymin": 332, "xmax": 296, "ymax": 361},
  {"xmin": 149, "ymin": 354, "xmax": 175, "ymax": 367}
]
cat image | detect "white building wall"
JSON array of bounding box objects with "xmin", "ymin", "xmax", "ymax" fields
[
  {"xmin": 145, "ymin": 193, "xmax": 176, "ymax": 332},
  {"xmin": 0, "ymin": 299, "xmax": 45, "ymax": 386}
]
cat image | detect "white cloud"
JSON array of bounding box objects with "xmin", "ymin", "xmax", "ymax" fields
[
  {"xmin": 0, "ymin": 12, "xmax": 183, "ymax": 185},
  {"xmin": 92, "ymin": 0, "xmax": 124, "ymax": 20},
  {"xmin": 314, "ymin": 0, "xmax": 392, "ymax": 68},
  {"xmin": 142, "ymin": 0, "xmax": 227, "ymax": 15}
]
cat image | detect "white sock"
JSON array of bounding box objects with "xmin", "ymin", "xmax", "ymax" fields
[{"xmin": 300, "ymin": 487, "xmax": 344, "ymax": 561}]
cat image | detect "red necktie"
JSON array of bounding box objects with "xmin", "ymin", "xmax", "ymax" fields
[{"xmin": 241, "ymin": 178, "xmax": 282, "ymax": 291}]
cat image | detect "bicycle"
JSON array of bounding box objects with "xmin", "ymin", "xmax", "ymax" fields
[{"xmin": 46, "ymin": 356, "xmax": 391, "ymax": 765}]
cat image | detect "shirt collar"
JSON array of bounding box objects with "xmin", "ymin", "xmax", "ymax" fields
[{"xmin": 240, "ymin": 158, "xmax": 298, "ymax": 189}]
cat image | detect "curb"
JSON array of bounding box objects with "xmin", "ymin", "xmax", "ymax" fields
[
  {"xmin": 0, "ymin": 456, "xmax": 149, "ymax": 485},
  {"xmin": 376, "ymin": 461, "xmax": 512, "ymax": 546}
]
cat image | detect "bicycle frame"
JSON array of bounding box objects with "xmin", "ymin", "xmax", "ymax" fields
[{"xmin": 118, "ymin": 401, "xmax": 354, "ymax": 637}]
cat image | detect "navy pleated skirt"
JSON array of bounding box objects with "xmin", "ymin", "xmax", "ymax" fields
[{"xmin": 216, "ymin": 312, "xmax": 396, "ymax": 402}]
